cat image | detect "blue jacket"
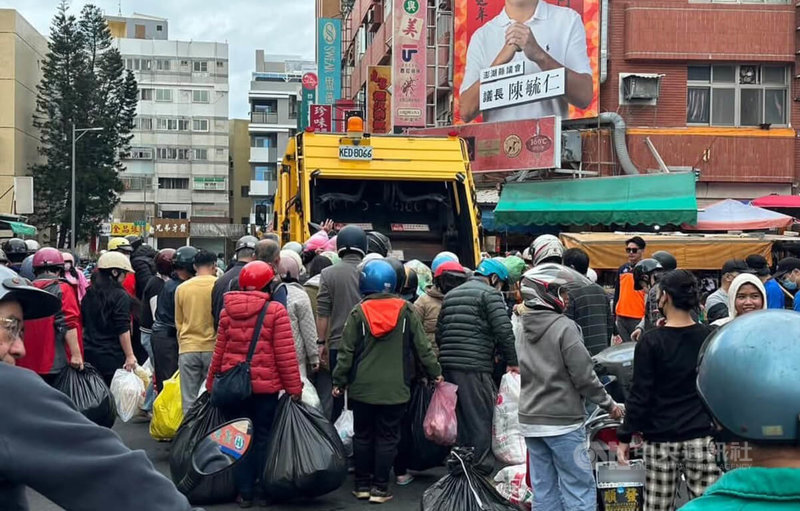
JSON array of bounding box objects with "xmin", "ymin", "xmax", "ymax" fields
[
  {"xmin": 764, "ymin": 279, "xmax": 785, "ymax": 309},
  {"xmin": 680, "ymin": 467, "xmax": 800, "ymax": 510}
]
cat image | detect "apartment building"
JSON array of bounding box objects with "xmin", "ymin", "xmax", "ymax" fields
[{"xmin": 247, "ymin": 52, "xmax": 314, "ymax": 226}]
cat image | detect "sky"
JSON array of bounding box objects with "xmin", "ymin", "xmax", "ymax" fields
[{"xmin": 1, "ymin": 0, "xmax": 316, "ymax": 118}]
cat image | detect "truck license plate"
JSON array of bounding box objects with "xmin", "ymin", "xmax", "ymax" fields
[{"xmin": 339, "ymin": 145, "xmax": 373, "ymax": 161}]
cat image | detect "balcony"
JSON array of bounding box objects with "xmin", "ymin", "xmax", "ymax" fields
[
  {"xmin": 250, "ymin": 180, "xmax": 276, "ymax": 196},
  {"xmin": 249, "ymin": 147, "xmax": 278, "ymax": 163},
  {"xmin": 250, "ymin": 111, "xmax": 279, "ymax": 124}
]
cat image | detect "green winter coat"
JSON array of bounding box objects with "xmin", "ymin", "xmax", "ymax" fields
[
  {"xmin": 680, "ymin": 467, "xmax": 800, "ymax": 510},
  {"xmin": 333, "ymin": 294, "xmax": 442, "ymax": 405}
]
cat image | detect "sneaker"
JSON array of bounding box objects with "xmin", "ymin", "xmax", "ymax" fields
[
  {"xmin": 396, "ymin": 474, "xmax": 415, "ymax": 486},
  {"xmin": 236, "ymin": 495, "xmax": 253, "ymax": 509},
  {"xmin": 369, "ymin": 488, "xmax": 393, "ymax": 504},
  {"xmin": 352, "ymin": 488, "xmax": 371, "ymax": 500}
]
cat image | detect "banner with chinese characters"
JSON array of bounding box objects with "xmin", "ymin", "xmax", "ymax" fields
[
  {"xmin": 409, "ymin": 116, "xmax": 561, "ymax": 172},
  {"xmin": 153, "ymin": 219, "xmax": 190, "ymax": 238},
  {"xmin": 310, "ymin": 104, "xmax": 333, "ymax": 133},
  {"xmin": 111, "ymin": 222, "xmax": 148, "ymax": 236},
  {"xmin": 453, "ymin": 0, "xmax": 599, "ymax": 124},
  {"xmin": 368, "ymin": 66, "xmax": 392, "ymax": 134},
  {"xmin": 392, "ymin": 0, "xmax": 427, "ymax": 129},
  {"xmin": 317, "ymin": 18, "xmax": 342, "ymax": 105},
  {"xmin": 479, "ymin": 68, "xmax": 565, "ymax": 110}
]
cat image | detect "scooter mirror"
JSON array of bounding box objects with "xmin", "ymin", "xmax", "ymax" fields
[{"xmin": 191, "ymin": 419, "xmax": 254, "ymax": 476}]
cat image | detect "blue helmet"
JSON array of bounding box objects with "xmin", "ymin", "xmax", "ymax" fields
[
  {"xmin": 431, "ymin": 252, "xmax": 458, "ymax": 274},
  {"xmin": 19, "ymin": 254, "xmax": 34, "ymax": 281},
  {"xmin": 698, "ymin": 309, "xmax": 800, "ymax": 444},
  {"xmin": 474, "ymin": 258, "xmax": 510, "ymax": 282},
  {"xmin": 360, "ymin": 260, "xmax": 397, "ymax": 295}
]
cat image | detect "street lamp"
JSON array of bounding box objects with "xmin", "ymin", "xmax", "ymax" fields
[{"xmin": 71, "ymin": 124, "xmax": 104, "ymax": 249}]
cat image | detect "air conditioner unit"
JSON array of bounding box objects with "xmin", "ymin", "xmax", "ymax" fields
[
  {"xmin": 561, "ymin": 130, "xmax": 582, "ymax": 164},
  {"xmin": 619, "ymin": 73, "xmax": 664, "ymax": 106}
]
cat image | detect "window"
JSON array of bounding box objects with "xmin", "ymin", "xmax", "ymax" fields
[
  {"xmin": 254, "ymin": 165, "xmax": 276, "ymax": 181},
  {"xmin": 192, "ymin": 119, "xmax": 209, "ymax": 132},
  {"xmin": 180, "ymin": 60, "xmax": 189, "ymax": 69},
  {"xmin": 156, "ymin": 88, "xmax": 173, "ymax": 102},
  {"xmin": 241, "ymin": 186, "xmax": 250, "ymax": 198},
  {"xmin": 193, "ymin": 61, "xmax": 208, "ymax": 72},
  {"xmin": 156, "ymin": 59, "xmax": 171, "ymax": 71},
  {"xmin": 126, "ymin": 58, "xmax": 151, "ymax": 71},
  {"xmin": 156, "ymin": 24, "xmax": 163, "ymax": 31},
  {"xmin": 177, "ymin": 148, "xmax": 190, "ymax": 160},
  {"xmin": 121, "ymin": 176, "xmax": 152, "ymax": 191},
  {"xmin": 687, "ymin": 64, "xmax": 788, "ymax": 126},
  {"xmin": 217, "ymin": 61, "xmax": 225, "ymax": 68},
  {"xmin": 251, "ymin": 136, "xmax": 276, "ymax": 148},
  {"xmin": 140, "ymin": 88, "xmax": 154, "ymax": 101},
  {"xmin": 133, "ymin": 118, "xmax": 153, "ymax": 131},
  {"xmin": 193, "ymin": 149, "xmax": 208, "ymax": 160},
  {"xmin": 162, "ymin": 210, "xmax": 188, "ymax": 219},
  {"xmin": 158, "ymin": 178, "xmax": 189, "ymax": 189},
  {"xmin": 129, "ymin": 147, "xmax": 153, "ymax": 160},
  {"xmin": 192, "ymin": 90, "xmax": 210, "ymax": 103}
]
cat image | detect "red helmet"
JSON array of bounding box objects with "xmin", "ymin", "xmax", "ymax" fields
[
  {"xmin": 155, "ymin": 248, "xmax": 176, "ymax": 275},
  {"xmin": 239, "ymin": 261, "xmax": 275, "ymax": 291},
  {"xmin": 434, "ymin": 260, "xmax": 466, "ymax": 278},
  {"xmin": 32, "ymin": 247, "xmax": 64, "ymax": 269}
]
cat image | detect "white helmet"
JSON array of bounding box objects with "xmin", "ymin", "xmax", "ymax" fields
[
  {"xmin": 586, "ymin": 267, "xmax": 598, "ymax": 283},
  {"xmin": 531, "ymin": 235, "xmax": 564, "ymax": 267},
  {"xmin": 522, "ymin": 247, "xmax": 533, "ymax": 263}
]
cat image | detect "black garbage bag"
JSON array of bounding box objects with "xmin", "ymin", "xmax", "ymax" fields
[
  {"xmin": 407, "ymin": 382, "xmax": 450, "ymax": 471},
  {"xmin": 169, "ymin": 392, "xmax": 237, "ymax": 505},
  {"xmin": 53, "ymin": 363, "xmax": 116, "ymax": 428},
  {"xmin": 421, "ymin": 448, "xmax": 522, "ymax": 511},
  {"xmin": 262, "ymin": 395, "xmax": 347, "ymax": 501}
]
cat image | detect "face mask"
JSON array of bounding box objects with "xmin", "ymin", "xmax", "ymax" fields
[{"xmin": 783, "ymin": 279, "xmax": 797, "ymax": 291}]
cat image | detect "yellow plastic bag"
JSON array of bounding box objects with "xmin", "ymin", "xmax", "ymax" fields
[{"xmin": 150, "ymin": 371, "xmax": 183, "ymax": 441}]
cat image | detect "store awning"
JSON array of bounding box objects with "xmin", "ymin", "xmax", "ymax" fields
[
  {"xmin": 683, "ymin": 199, "xmax": 794, "ymax": 231},
  {"xmin": 494, "ymin": 173, "xmax": 697, "ymax": 227},
  {"xmin": 751, "ymin": 195, "xmax": 800, "ymax": 209},
  {"xmin": 0, "ymin": 220, "xmax": 37, "ymax": 237}
]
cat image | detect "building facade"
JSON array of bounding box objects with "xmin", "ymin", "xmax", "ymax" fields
[
  {"xmin": 108, "ymin": 14, "xmax": 231, "ymax": 252},
  {"xmin": 229, "ymin": 118, "xmax": 252, "ymax": 226},
  {"xmin": 247, "ymin": 52, "xmax": 314, "ymax": 226},
  {"xmin": 0, "ymin": 10, "xmax": 47, "ymax": 214}
]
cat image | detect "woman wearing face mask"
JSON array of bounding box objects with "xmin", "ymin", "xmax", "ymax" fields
[
  {"xmin": 61, "ymin": 251, "xmax": 89, "ymax": 302},
  {"xmin": 711, "ymin": 273, "xmax": 767, "ymax": 328},
  {"xmin": 82, "ymin": 252, "xmax": 137, "ymax": 385},
  {"xmin": 617, "ymin": 270, "xmax": 721, "ymax": 511}
]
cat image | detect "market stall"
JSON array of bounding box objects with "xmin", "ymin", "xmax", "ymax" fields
[{"xmin": 683, "ymin": 199, "xmax": 794, "ymax": 232}]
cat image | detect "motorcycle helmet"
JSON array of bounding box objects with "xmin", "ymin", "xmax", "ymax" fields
[
  {"xmin": 633, "ymin": 258, "xmax": 663, "ymax": 291},
  {"xmin": 108, "ymin": 237, "xmax": 133, "ymax": 254},
  {"xmin": 0, "ymin": 249, "xmax": 8, "ymax": 264},
  {"xmin": 502, "ymin": 255, "xmax": 527, "ymax": 285},
  {"xmin": 2, "ymin": 238, "xmax": 28, "ymax": 264},
  {"xmin": 384, "ymin": 257, "xmax": 406, "ymax": 294},
  {"xmin": 474, "ymin": 258, "xmax": 510, "ymax": 283},
  {"xmin": 431, "ymin": 252, "xmax": 458, "ymax": 274},
  {"xmin": 405, "ymin": 260, "xmax": 432, "ymax": 297},
  {"xmin": 97, "ymin": 251, "xmax": 133, "ymax": 273},
  {"xmin": 531, "ymin": 235, "xmax": 564, "ymax": 267},
  {"xmin": 434, "ymin": 261, "xmax": 467, "ymax": 294},
  {"xmin": 0, "ymin": 265, "xmax": 60, "ymax": 319},
  {"xmin": 155, "ymin": 248, "xmax": 176, "ymax": 276},
  {"xmin": 521, "ymin": 263, "xmax": 589, "ymax": 313},
  {"xmin": 19, "ymin": 255, "xmax": 34, "ymax": 280},
  {"xmin": 402, "ymin": 267, "xmax": 418, "ymax": 299},
  {"xmin": 360, "ymin": 260, "xmax": 397, "ymax": 295},
  {"xmin": 24, "ymin": 240, "xmax": 40, "ymax": 254},
  {"xmin": 652, "ymin": 250, "xmax": 678, "ymax": 271},
  {"xmin": 336, "ymin": 225, "xmax": 367, "ymax": 257},
  {"xmin": 521, "ymin": 247, "xmax": 533, "ymax": 264},
  {"xmin": 32, "ymin": 247, "xmax": 65, "ymax": 270},
  {"xmin": 173, "ymin": 246, "xmax": 198, "ymax": 272},
  {"xmin": 697, "ymin": 309, "xmax": 800, "ymax": 444},
  {"xmin": 239, "ymin": 261, "xmax": 275, "ymax": 291},
  {"xmin": 278, "ymin": 251, "xmax": 302, "ymax": 281},
  {"xmin": 235, "ymin": 235, "xmax": 258, "ymax": 253},
  {"xmin": 125, "ymin": 235, "xmax": 144, "ymax": 252},
  {"xmin": 366, "ymin": 231, "xmax": 392, "ymax": 257},
  {"xmin": 282, "ymin": 241, "xmax": 304, "ymax": 256}
]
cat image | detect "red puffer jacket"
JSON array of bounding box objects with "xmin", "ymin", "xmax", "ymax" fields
[{"xmin": 206, "ymin": 291, "xmax": 303, "ymax": 396}]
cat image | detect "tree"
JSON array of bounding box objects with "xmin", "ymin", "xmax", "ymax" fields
[{"xmin": 32, "ymin": 2, "xmax": 138, "ymax": 247}]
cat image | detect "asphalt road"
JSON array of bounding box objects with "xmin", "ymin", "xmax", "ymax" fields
[{"xmin": 26, "ymin": 416, "xmax": 445, "ymax": 510}]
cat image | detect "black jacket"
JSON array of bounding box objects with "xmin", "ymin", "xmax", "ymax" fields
[
  {"xmin": 617, "ymin": 323, "xmax": 715, "ymax": 443},
  {"xmin": 0, "ymin": 363, "xmax": 193, "ymax": 510},
  {"xmin": 435, "ymin": 278, "xmax": 518, "ymax": 373},
  {"xmin": 212, "ymin": 260, "xmax": 246, "ymax": 330},
  {"xmin": 131, "ymin": 245, "xmax": 157, "ymax": 300},
  {"xmin": 564, "ymin": 281, "xmax": 612, "ymax": 356}
]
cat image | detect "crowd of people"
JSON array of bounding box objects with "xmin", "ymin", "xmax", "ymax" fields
[{"xmin": 0, "ymin": 227, "xmax": 799, "ymax": 511}]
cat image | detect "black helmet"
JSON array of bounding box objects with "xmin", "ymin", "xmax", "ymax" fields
[
  {"xmin": 336, "ymin": 225, "xmax": 367, "ymax": 257},
  {"xmin": 173, "ymin": 246, "xmax": 198, "ymax": 272},
  {"xmin": 366, "ymin": 231, "xmax": 392, "ymax": 257},
  {"xmin": 401, "ymin": 267, "xmax": 419, "ymax": 299},
  {"xmin": 652, "ymin": 251, "xmax": 677, "ymax": 271},
  {"xmin": 2, "ymin": 238, "xmax": 28, "ymax": 263},
  {"xmin": 384, "ymin": 257, "xmax": 406, "ymax": 294},
  {"xmin": 235, "ymin": 235, "xmax": 258, "ymax": 253},
  {"xmin": 633, "ymin": 258, "xmax": 663, "ymax": 291},
  {"xmin": 521, "ymin": 263, "xmax": 590, "ymax": 313},
  {"xmin": 125, "ymin": 235, "xmax": 143, "ymax": 251}
]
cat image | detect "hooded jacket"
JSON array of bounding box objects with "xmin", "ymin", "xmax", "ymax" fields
[
  {"xmin": 333, "ymin": 294, "xmax": 442, "ymax": 405},
  {"xmin": 205, "ymin": 291, "xmax": 302, "ymax": 396},
  {"xmin": 131, "ymin": 245, "xmax": 157, "ymax": 301},
  {"xmin": 413, "ymin": 284, "xmax": 444, "ymax": 352},
  {"xmin": 679, "ymin": 467, "xmax": 800, "ymax": 511},
  {"xmin": 712, "ymin": 273, "xmax": 767, "ymax": 327},
  {"xmin": 515, "ymin": 304, "xmax": 614, "ymax": 427},
  {"xmin": 284, "ymin": 282, "xmax": 320, "ymax": 369}
]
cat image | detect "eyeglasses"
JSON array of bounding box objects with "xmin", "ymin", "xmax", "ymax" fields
[
  {"xmin": 626, "ymin": 248, "xmax": 640, "ymax": 254},
  {"xmin": 0, "ymin": 317, "xmax": 23, "ymax": 341}
]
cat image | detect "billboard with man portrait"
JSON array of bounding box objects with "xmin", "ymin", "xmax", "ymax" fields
[{"xmin": 454, "ymin": 0, "xmax": 599, "ymax": 124}]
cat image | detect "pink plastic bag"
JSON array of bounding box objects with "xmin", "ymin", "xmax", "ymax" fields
[{"xmin": 423, "ymin": 381, "xmax": 458, "ymax": 446}]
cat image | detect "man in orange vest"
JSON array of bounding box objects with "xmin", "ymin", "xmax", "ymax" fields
[{"xmin": 613, "ymin": 236, "xmax": 647, "ymax": 343}]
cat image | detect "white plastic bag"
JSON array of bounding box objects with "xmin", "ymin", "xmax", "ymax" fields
[
  {"xmin": 301, "ymin": 376, "xmax": 321, "ymax": 411},
  {"xmin": 492, "ymin": 372, "xmax": 526, "ymax": 465},
  {"xmin": 494, "ymin": 464, "xmax": 532, "ymax": 509},
  {"xmin": 110, "ymin": 368, "xmax": 145, "ymax": 422},
  {"xmin": 334, "ymin": 392, "xmax": 354, "ymax": 457}
]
